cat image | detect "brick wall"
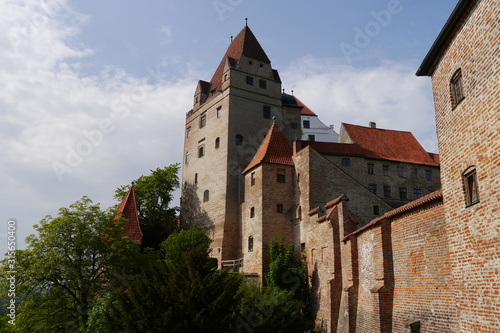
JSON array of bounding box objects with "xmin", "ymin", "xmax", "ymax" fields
[{"xmin": 429, "ymin": 0, "xmax": 500, "ymax": 330}]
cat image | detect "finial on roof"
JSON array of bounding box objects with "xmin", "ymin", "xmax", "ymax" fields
[
  {"xmin": 291, "ymin": 90, "xmax": 294, "ymax": 96},
  {"xmin": 282, "ymin": 88, "xmax": 285, "ymax": 93},
  {"xmin": 245, "ymin": 17, "xmax": 248, "ymax": 26},
  {"xmin": 230, "ymin": 35, "xmax": 233, "ymax": 42},
  {"xmin": 272, "ymin": 116, "xmax": 276, "ymax": 124}
]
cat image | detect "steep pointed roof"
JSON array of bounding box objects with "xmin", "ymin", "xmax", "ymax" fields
[
  {"xmin": 210, "ymin": 26, "xmax": 271, "ymax": 94},
  {"xmin": 115, "ymin": 186, "xmax": 143, "ymax": 244},
  {"xmin": 294, "ymin": 96, "xmax": 317, "ymax": 116},
  {"xmin": 242, "ymin": 123, "xmax": 294, "ymax": 174},
  {"xmin": 341, "ymin": 123, "xmax": 439, "ymax": 166}
]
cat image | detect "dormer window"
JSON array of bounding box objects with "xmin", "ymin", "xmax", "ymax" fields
[{"xmin": 450, "ymin": 69, "xmax": 464, "ymax": 108}]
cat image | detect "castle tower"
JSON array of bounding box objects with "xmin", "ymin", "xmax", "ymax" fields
[{"xmin": 181, "ymin": 26, "xmax": 301, "ymax": 264}]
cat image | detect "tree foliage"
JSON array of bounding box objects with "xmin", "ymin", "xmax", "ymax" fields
[
  {"xmin": 106, "ymin": 227, "xmax": 242, "ymax": 332},
  {"xmin": 266, "ymin": 239, "xmax": 308, "ymax": 300},
  {"xmin": 115, "ymin": 164, "xmax": 180, "ymax": 250},
  {"xmin": 0, "ymin": 197, "xmax": 141, "ymax": 332}
]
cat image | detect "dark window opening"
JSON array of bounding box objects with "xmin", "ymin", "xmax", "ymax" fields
[
  {"xmin": 259, "ymin": 79, "xmax": 267, "ymax": 89},
  {"xmin": 373, "ymin": 205, "xmax": 380, "ymax": 215},
  {"xmin": 342, "ymin": 158, "xmax": 351, "ymax": 166},
  {"xmin": 450, "ymin": 69, "xmax": 464, "ymax": 108},
  {"xmin": 303, "ymin": 120, "xmax": 310, "ymax": 129},
  {"xmin": 414, "ymin": 188, "xmax": 422, "ymax": 199},
  {"xmin": 251, "ymin": 172, "xmax": 255, "ymax": 186},
  {"xmin": 203, "ymin": 190, "xmax": 209, "ymax": 202},
  {"xmin": 263, "ymin": 105, "xmax": 271, "ymax": 119},
  {"xmin": 368, "ymin": 163, "xmax": 375, "ymax": 174},
  {"xmin": 215, "ymin": 137, "xmax": 220, "ymax": 149},
  {"xmin": 277, "ymin": 169, "xmax": 286, "ymax": 183},
  {"xmin": 235, "ymin": 134, "xmax": 243, "ymax": 146},
  {"xmin": 250, "ymin": 207, "xmax": 255, "ymax": 218},
  {"xmin": 246, "ymin": 75, "xmax": 254, "ymax": 85},
  {"xmin": 463, "ymin": 166, "xmax": 480, "ymax": 206},
  {"xmin": 248, "ymin": 236, "xmax": 253, "ymax": 252},
  {"xmin": 308, "ymin": 135, "xmax": 315, "ymax": 142},
  {"xmin": 399, "ymin": 187, "xmax": 408, "ymax": 199},
  {"xmin": 384, "ymin": 185, "xmax": 391, "ymax": 198},
  {"xmin": 368, "ymin": 184, "xmax": 377, "ymax": 195},
  {"xmin": 397, "ymin": 166, "xmax": 405, "ymax": 178},
  {"xmin": 277, "ymin": 204, "xmax": 284, "ymax": 213}
]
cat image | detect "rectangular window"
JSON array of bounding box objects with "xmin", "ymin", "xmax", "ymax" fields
[
  {"xmin": 303, "ymin": 120, "xmax": 310, "ymax": 129},
  {"xmin": 383, "ymin": 165, "xmax": 389, "ymax": 176},
  {"xmin": 259, "ymin": 79, "xmax": 267, "ymax": 89},
  {"xmin": 235, "ymin": 135, "xmax": 243, "ymax": 146},
  {"xmin": 413, "ymin": 188, "xmax": 422, "ymax": 199},
  {"xmin": 198, "ymin": 145, "xmax": 205, "ymax": 158},
  {"xmin": 399, "ymin": 187, "xmax": 408, "ymax": 199},
  {"xmin": 248, "ymin": 236, "xmax": 253, "ymax": 252},
  {"xmin": 251, "ymin": 172, "xmax": 255, "ymax": 186},
  {"xmin": 463, "ymin": 167, "xmax": 480, "ymax": 206},
  {"xmin": 199, "ymin": 113, "xmax": 207, "ymax": 128},
  {"xmin": 186, "ymin": 127, "xmax": 191, "ymax": 138},
  {"xmin": 397, "ymin": 166, "xmax": 405, "ymax": 178},
  {"xmin": 425, "ymin": 170, "xmax": 432, "ymax": 181},
  {"xmin": 217, "ymin": 106, "xmax": 222, "ymax": 118},
  {"xmin": 277, "ymin": 204, "xmax": 283, "ymax": 213},
  {"xmin": 185, "ymin": 152, "xmax": 190, "ymax": 164},
  {"xmin": 250, "ymin": 207, "xmax": 255, "ymax": 218},
  {"xmin": 308, "ymin": 135, "xmax": 315, "ymax": 142},
  {"xmin": 246, "ymin": 75, "xmax": 254, "ymax": 85},
  {"xmin": 342, "ymin": 158, "xmax": 351, "ymax": 166},
  {"xmin": 451, "ymin": 69, "xmax": 464, "ymax": 108},
  {"xmin": 291, "ymin": 122, "xmax": 298, "ymax": 129},
  {"xmin": 277, "ymin": 169, "xmax": 286, "ymax": 183},
  {"xmin": 411, "ymin": 168, "xmax": 418, "ymax": 179},
  {"xmin": 368, "ymin": 184, "xmax": 377, "ymax": 195},
  {"xmin": 384, "ymin": 185, "xmax": 391, "ymax": 198},
  {"xmin": 373, "ymin": 205, "xmax": 380, "ymax": 215},
  {"xmin": 263, "ymin": 105, "xmax": 271, "ymax": 119},
  {"xmin": 367, "ymin": 163, "xmax": 375, "ymax": 174}
]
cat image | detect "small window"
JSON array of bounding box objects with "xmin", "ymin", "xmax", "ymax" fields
[
  {"xmin": 308, "ymin": 135, "xmax": 315, "ymax": 142},
  {"xmin": 297, "ymin": 173, "xmax": 300, "ymax": 183},
  {"xmin": 368, "ymin": 184, "xmax": 377, "ymax": 195},
  {"xmin": 194, "ymin": 173, "xmax": 198, "ymax": 184},
  {"xmin": 198, "ymin": 145, "xmax": 205, "ymax": 158},
  {"xmin": 186, "ymin": 127, "xmax": 191, "ymax": 138},
  {"xmin": 215, "ymin": 137, "xmax": 220, "ymax": 149},
  {"xmin": 248, "ymin": 60, "xmax": 253, "ymax": 65},
  {"xmin": 397, "ymin": 166, "xmax": 405, "ymax": 178},
  {"xmin": 224, "ymin": 74, "xmax": 228, "ymax": 81},
  {"xmin": 411, "ymin": 168, "xmax": 418, "ymax": 179},
  {"xmin": 425, "ymin": 170, "xmax": 432, "ymax": 181},
  {"xmin": 342, "ymin": 158, "xmax": 351, "ymax": 166},
  {"xmin": 367, "ymin": 163, "xmax": 375, "ymax": 175},
  {"xmin": 383, "ymin": 165, "xmax": 389, "ymax": 176},
  {"xmin": 217, "ymin": 106, "xmax": 222, "ymax": 118},
  {"xmin": 373, "ymin": 205, "xmax": 380, "ymax": 215},
  {"xmin": 251, "ymin": 172, "xmax": 255, "ymax": 186},
  {"xmin": 277, "ymin": 169, "xmax": 286, "ymax": 183},
  {"xmin": 250, "ymin": 207, "xmax": 255, "ymax": 218},
  {"xmin": 259, "ymin": 79, "xmax": 267, "ymax": 89},
  {"xmin": 199, "ymin": 113, "xmax": 207, "ymax": 128},
  {"xmin": 450, "ymin": 69, "xmax": 464, "ymax": 108},
  {"xmin": 384, "ymin": 185, "xmax": 391, "ymax": 198},
  {"xmin": 185, "ymin": 152, "xmax": 190, "ymax": 164},
  {"xmin": 259, "ymin": 63, "xmax": 263, "ymax": 68},
  {"xmin": 248, "ymin": 236, "xmax": 253, "ymax": 252},
  {"xmin": 235, "ymin": 134, "xmax": 243, "ymax": 146},
  {"xmin": 291, "ymin": 123, "xmax": 298, "ymax": 129},
  {"xmin": 297, "ymin": 206, "xmax": 302, "ymax": 221},
  {"xmin": 399, "ymin": 187, "xmax": 408, "ymax": 199},
  {"xmin": 463, "ymin": 166, "xmax": 480, "ymax": 206},
  {"xmin": 246, "ymin": 75, "xmax": 254, "ymax": 85},
  {"xmin": 277, "ymin": 204, "xmax": 284, "ymax": 213},
  {"xmin": 263, "ymin": 105, "xmax": 271, "ymax": 119},
  {"xmin": 414, "ymin": 188, "xmax": 422, "ymax": 199},
  {"xmin": 203, "ymin": 190, "xmax": 209, "ymax": 202},
  {"xmin": 303, "ymin": 120, "xmax": 310, "ymax": 129}
]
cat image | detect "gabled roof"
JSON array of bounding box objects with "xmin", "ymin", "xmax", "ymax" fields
[
  {"xmin": 242, "ymin": 123, "xmax": 294, "ymax": 174},
  {"xmin": 294, "ymin": 96, "xmax": 317, "ymax": 116},
  {"xmin": 115, "ymin": 186, "xmax": 143, "ymax": 244},
  {"xmin": 341, "ymin": 123, "xmax": 439, "ymax": 166},
  {"xmin": 210, "ymin": 26, "xmax": 271, "ymax": 95}
]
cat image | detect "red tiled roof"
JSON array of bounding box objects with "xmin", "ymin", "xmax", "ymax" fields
[
  {"xmin": 242, "ymin": 123, "xmax": 294, "ymax": 174},
  {"xmin": 210, "ymin": 26, "xmax": 271, "ymax": 95},
  {"xmin": 294, "ymin": 96, "xmax": 317, "ymax": 116},
  {"xmin": 115, "ymin": 186, "xmax": 143, "ymax": 244},
  {"xmin": 342, "ymin": 189, "xmax": 443, "ymax": 241},
  {"xmin": 341, "ymin": 123, "xmax": 439, "ymax": 166}
]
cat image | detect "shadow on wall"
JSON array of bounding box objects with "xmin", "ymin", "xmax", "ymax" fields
[{"xmin": 180, "ymin": 182, "xmax": 214, "ymax": 235}]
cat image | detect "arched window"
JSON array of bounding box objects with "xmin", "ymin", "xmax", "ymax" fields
[
  {"xmin": 450, "ymin": 68, "xmax": 464, "ymax": 108},
  {"xmin": 215, "ymin": 137, "xmax": 220, "ymax": 149},
  {"xmin": 203, "ymin": 190, "xmax": 209, "ymax": 202},
  {"xmin": 248, "ymin": 236, "xmax": 254, "ymax": 252}
]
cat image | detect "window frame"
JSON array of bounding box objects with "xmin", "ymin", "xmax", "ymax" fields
[
  {"xmin": 277, "ymin": 169, "xmax": 286, "ymax": 183},
  {"xmin": 303, "ymin": 120, "xmax": 310, "ymax": 129},
  {"xmin": 450, "ymin": 68, "xmax": 464, "ymax": 108},
  {"xmin": 246, "ymin": 75, "xmax": 254, "ymax": 85},
  {"xmin": 199, "ymin": 113, "xmax": 207, "ymax": 128},
  {"xmin": 342, "ymin": 158, "xmax": 351, "ymax": 166},
  {"xmin": 367, "ymin": 163, "xmax": 375, "ymax": 175},
  {"xmin": 463, "ymin": 166, "xmax": 480, "ymax": 207}
]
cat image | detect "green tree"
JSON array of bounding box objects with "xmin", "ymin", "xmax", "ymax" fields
[
  {"xmin": 115, "ymin": 164, "xmax": 180, "ymax": 250},
  {"xmin": 237, "ymin": 284, "xmax": 311, "ymax": 333},
  {"xmin": 0, "ymin": 197, "xmax": 141, "ymax": 332},
  {"xmin": 266, "ymin": 239, "xmax": 307, "ymax": 300},
  {"xmin": 106, "ymin": 227, "xmax": 242, "ymax": 332}
]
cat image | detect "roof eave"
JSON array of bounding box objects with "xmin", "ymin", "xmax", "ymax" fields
[{"xmin": 416, "ymin": 0, "xmax": 478, "ymax": 77}]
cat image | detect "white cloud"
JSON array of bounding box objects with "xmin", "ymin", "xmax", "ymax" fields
[
  {"xmin": 0, "ymin": 1, "xmax": 195, "ymax": 249},
  {"xmin": 159, "ymin": 25, "xmax": 173, "ymax": 45},
  {"xmin": 280, "ymin": 57, "xmax": 437, "ymax": 152}
]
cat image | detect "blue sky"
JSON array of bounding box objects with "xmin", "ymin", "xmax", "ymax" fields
[{"xmin": 0, "ymin": 0, "xmax": 457, "ymax": 250}]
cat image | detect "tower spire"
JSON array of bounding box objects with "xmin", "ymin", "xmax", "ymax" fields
[{"xmin": 245, "ymin": 17, "xmax": 248, "ymax": 26}]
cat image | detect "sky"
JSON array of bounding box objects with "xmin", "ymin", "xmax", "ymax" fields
[{"xmin": 0, "ymin": 0, "xmax": 458, "ymax": 251}]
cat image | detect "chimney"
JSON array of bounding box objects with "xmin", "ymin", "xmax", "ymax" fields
[{"xmin": 369, "ymin": 122, "xmax": 376, "ymax": 129}]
